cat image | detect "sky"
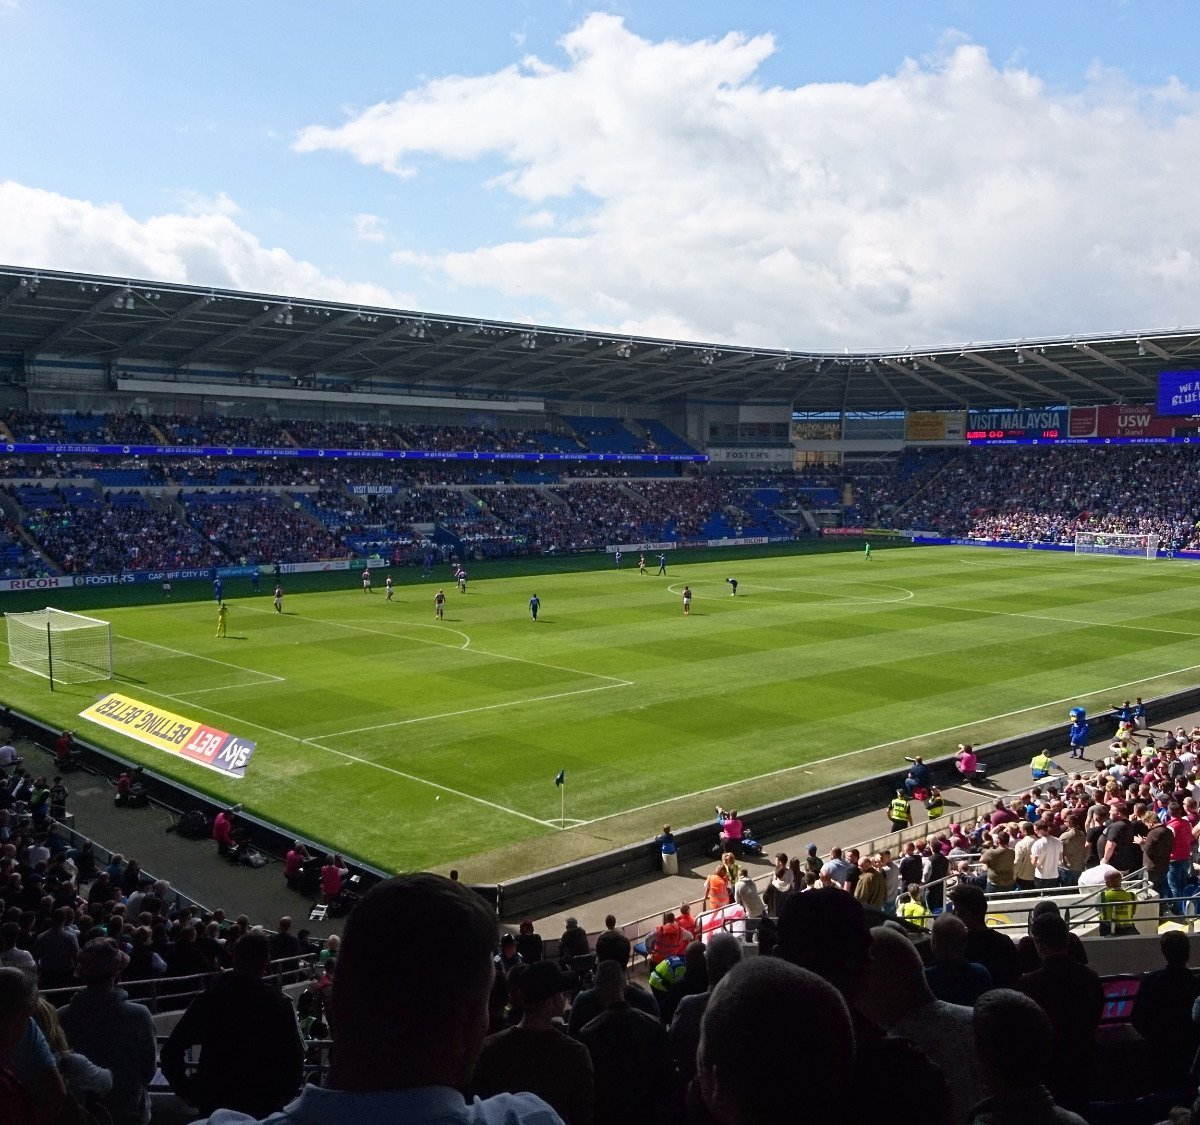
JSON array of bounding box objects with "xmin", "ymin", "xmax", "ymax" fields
[{"xmin": 2, "ymin": 1, "xmax": 1200, "ymax": 353}]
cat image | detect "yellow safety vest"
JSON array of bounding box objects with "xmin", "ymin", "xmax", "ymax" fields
[
  {"xmin": 925, "ymin": 797, "xmax": 944, "ymax": 818},
  {"xmin": 889, "ymin": 798, "xmax": 910, "ymax": 823},
  {"xmin": 899, "ymin": 899, "xmax": 930, "ymax": 929},
  {"xmin": 1100, "ymin": 888, "xmax": 1136, "ymax": 924}
]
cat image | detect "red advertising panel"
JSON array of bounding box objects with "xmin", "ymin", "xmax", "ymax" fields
[
  {"xmin": 1068, "ymin": 405, "xmax": 1200, "ymax": 439},
  {"xmin": 1068, "ymin": 407, "xmax": 1097, "ymax": 437}
]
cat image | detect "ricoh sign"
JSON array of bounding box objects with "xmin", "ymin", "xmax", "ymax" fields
[{"xmin": 0, "ymin": 576, "xmax": 68, "ymax": 592}]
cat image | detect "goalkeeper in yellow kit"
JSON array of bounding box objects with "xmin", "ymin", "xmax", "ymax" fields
[{"xmin": 216, "ymin": 601, "xmax": 228, "ymax": 638}]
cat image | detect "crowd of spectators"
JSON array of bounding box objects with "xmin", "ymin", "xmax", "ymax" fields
[
  {"xmin": 3, "ymin": 411, "xmax": 159, "ymax": 445},
  {"xmin": 1, "ymin": 409, "xmax": 699, "ymax": 460},
  {"xmin": 25, "ymin": 495, "xmax": 221, "ymax": 573},
  {"xmin": 9, "ymin": 711, "xmax": 1200, "ymax": 1122},
  {"xmin": 182, "ymin": 495, "xmax": 347, "ymax": 565},
  {"xmin": 853, "ymin": 446, "xmax": 1200, "ymax": 551},
  {"xmin": 16, "ymin": 409, "xmax": 1200, "ymax": 576}
]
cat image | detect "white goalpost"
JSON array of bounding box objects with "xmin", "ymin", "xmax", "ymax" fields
[
  {"xmin": 5, "ymin": 608, "xmax": 114, "ymax": 687},
  {"xmin": 1073, "ymin": 531, "xmax": 1160, "ymax": 560}
]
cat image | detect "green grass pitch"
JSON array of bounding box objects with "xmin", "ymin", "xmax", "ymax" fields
[{"xmin": 4, "ymin": 545, "xmax": 1200, "ymax": 879}]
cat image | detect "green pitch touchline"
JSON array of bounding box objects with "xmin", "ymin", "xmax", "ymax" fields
[{"xmin": 570, "ymin": 657, "xmax": 1200, "ymax": 828}]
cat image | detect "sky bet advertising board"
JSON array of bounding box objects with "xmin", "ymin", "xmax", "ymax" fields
[{"xmin": 80, "ymin": 692, "xmax": 256, "ymax": 778}]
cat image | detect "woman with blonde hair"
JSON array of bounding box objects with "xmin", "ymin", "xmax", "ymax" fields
[
  {"xmin": 33, "ymin": 995, "xmax": 112, "ymax": 1106},
  {"xmin": 720, "ymin": 850, "xmax": 741, "ymax": 886},
  {"xmin": 703, "ymin": 864, "xmax": 731, "ymax": 912}
]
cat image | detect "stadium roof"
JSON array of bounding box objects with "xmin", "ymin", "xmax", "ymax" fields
[{"xmin": 2, "ymin": 264, "xmax": 1198, "ymax": 412}]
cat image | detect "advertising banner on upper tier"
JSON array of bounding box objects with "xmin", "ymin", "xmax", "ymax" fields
[
  {"xmin": 1158, "ymin": 372, "xmax": 1200, "ymax": 416},
  {"xmin": 903, "ymin": 411, "xmax": 969, "ymax": 441},
  {"xmin": 80, "ymin": 692, "xmax": 256, "ymax": 778},
  {"xmin": 705, "ymin": 447, "xmax": 794, "ymax": 463},
  {"xmin": 1068, "ymin": 405, "xmax": 1200, "ymax": 438}
]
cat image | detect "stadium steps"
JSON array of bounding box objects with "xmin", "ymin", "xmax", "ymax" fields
[
  {"xmin": 796, "ymin": 507, "xmax": 821, "ymax": 533},
  {"xmin": 622, "ymin": 417, "xmax": 650, "ymax": 444},
  {"xmin": 0, "ymin": 421, "xmax": 12, "ymax": 442},
  {"xmin": 614, "ymin": 482, "xmax": 654, "ymax": 509},
  {"xmin": 147, "ymin": 423, "xmax": 171, "ymax": 444},
  {"xmin": 11, "ymin": 521, "xmax": 57, "ymax": 573},
  {"xmin": 887, "ymin": 450, "xmax": 968, "ymax": 525}
]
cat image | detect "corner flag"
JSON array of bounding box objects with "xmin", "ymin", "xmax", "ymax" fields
[
  {"xmin": 555, "ymin": 769, "xmax": 566, "ymax": 829},
  {"xmin": 555, "ymin": 769, "xmax": 565, "ymax": 787}
]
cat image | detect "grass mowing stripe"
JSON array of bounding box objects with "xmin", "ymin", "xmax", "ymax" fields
[{"xmin": 318, "ymin": 680, "xmax": 634, "ymax": 737}]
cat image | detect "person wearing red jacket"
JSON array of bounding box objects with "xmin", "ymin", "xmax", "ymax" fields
[
  {"xmin": 212, "ymin": 809, "xmax": 234, "ymax": 858},
  {"xmin": 652, "ymin": 911, "xmax": 691, "ymax": 960}
]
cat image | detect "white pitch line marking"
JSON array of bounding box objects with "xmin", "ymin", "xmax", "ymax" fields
[
  {"xmin": 915, "ymin": 601, "xmax": 1200, "ymax": 640},
  {"xmin": 118, "ymin": 683, "xmax": 562, "ymax": 830},
  {"xmin": 317, "ymin": 680, "xmax": 632, "ymax": 738},
  {"xmin": 115, "ymin": 634, "xmax": 284, "ymax": 683},
  {"xmin": 170, "ymin": 682, "xmax": 274, "ymax": 697},
  {"xmin": 240, "ymin": 602, "xmax": 628, "ymax": 684},
  {"xmin": 570, "ymin": 656, "xmax": 1200, "ymax": 827}
]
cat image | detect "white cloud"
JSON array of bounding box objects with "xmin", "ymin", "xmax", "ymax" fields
[
  {"xmin": 0, "ymin": 181, "xmax": 409, "ymax": 308},
  {"xmin": 352, "ymin": 212, "xmax": 387, "ymax": 243},
  {"xmin": 296, "ymin": 13, "xmax": 1200, "ymax": 349}
]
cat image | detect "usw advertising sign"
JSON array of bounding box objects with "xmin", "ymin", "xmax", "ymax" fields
[{"xmin": 80, "ymin": 692, "xmax": 256, "ymax": 778}]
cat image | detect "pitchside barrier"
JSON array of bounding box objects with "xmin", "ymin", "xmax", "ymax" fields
[{"xmin": 12, "ymin": 687, "xmax": 1200, "ymax": 921}]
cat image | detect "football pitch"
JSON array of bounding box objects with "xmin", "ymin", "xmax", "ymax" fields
[{"xmin": 5, "ymin": 545, "xmax": 1200, "ymax": 879}]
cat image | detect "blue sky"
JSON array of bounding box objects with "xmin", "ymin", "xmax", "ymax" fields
[{"xmin": 2, "ymin": 1, "xmax": 1199, "ymax": 351}]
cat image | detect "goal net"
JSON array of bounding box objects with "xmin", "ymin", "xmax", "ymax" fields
[
  {"xmin": 1073, "ymin": 531, "xmax": 1160, "ymax": 560},
  {"xmin": 5, "ymin": 608, "xmax": 114, "ymax": 685}
]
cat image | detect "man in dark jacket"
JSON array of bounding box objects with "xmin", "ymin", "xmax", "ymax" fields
[
  {"xmin": 1129, "ymin": 930, "xmax": 1200, "ymax": 1096},
  {"xmin": 59, "ymin": 938, "xmax": 157, "ymax": 1125},
  {"xmin": 1018, "ymin": 913, "xmax": 1104, "ymax": 1115},
  {"xmin": 161, "ymin": 931, "xmax": 304, "ymax": 1119},
  {"xmin": 579, "ymin": 960, "xmax": 677, "ymax": 1121}
]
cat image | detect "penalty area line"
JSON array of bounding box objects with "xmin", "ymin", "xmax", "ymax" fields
[{"xmin": 569, "ymin": 655, "xmax": 1200, "ymax": 828}]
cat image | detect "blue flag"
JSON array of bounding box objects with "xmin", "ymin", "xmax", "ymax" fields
[{"xmin": 555, "ymin": 769, "xmax": 565, "ymax": 787}]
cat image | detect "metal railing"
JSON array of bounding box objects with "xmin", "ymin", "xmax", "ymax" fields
[
  {"xmin": 41, "ymin": 952, "xmax": 318, "ymax": 1012},
  {"xmin": 613, "ymin": 776, "xmax": 1043, "ymax": 953}
]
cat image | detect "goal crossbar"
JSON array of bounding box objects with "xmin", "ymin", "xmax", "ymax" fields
[{"xmin": 5, "ymin": 607, "xmax": 114, "ymax": 685}]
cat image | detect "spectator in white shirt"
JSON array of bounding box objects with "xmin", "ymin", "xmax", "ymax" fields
[{"xmin": 1030, "ymin": 823, "xmax": 1065, "ymax": 890}]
